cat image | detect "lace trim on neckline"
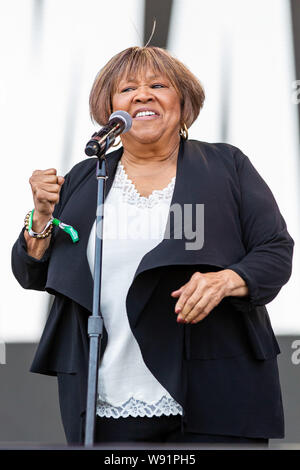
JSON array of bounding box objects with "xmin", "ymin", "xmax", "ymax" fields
[
  {"xmin": 96, "ymin": 395, "xmax": 183, "ymax": 419},
  {"xmin": 112, "ymin": 161, "xmax": 176, "ymax": 208}
]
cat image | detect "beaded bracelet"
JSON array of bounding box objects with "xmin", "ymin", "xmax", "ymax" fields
[
  {"xmin": 24, "ymin": 209, "xmax": 79, "ymax": 243},
  {"xmin": 24, "ymin": 210, "xmax": 53, "ymax": 239}
]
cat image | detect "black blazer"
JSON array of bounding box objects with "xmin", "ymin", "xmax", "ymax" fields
[{"xmin": 12, "ymin": 139, "xmax": 294, "ymax": 443}]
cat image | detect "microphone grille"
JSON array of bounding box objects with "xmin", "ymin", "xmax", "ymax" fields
[{"xmin": 109, "ymin": 110, "xmax": 132, "ymax": 133}]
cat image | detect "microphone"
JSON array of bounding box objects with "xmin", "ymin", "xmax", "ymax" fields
[{"xmin": 85, "ymin": 110, "xmax": 132, "ymax": 157}]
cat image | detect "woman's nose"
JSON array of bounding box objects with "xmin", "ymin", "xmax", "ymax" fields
[{"xmin": 133, "ymin": 86, "xmax": 154, "ymax": 103}]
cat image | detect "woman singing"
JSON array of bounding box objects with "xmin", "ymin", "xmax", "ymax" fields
[{"xmin": 12, "ymin": 46, "xmax": 294, "ymax": 445}]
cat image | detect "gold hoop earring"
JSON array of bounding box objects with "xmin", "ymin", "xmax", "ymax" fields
[
  {"xmin": 112, "ymin": 136, "xmax": 122, "ymax": 147},
  {"xmin": 179, "ymin": 123, "xmax": 188, "ymax": 140}
]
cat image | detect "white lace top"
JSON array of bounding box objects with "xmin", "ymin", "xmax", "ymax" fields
[{"xmin": 87, "ymin": 160, "xmax": 183, "ymax": 419}]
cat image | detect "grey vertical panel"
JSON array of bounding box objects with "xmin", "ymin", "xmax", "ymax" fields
[
  {"xmin": 144, "ymin": 0, "xmax": 173, "ymax": 48},
  {"xmin": 0, "ymin": 344, "xmax": 65, "ymax": 443},
  {"xmin": 273, "ymin": 336, "xmax": 300, "ymax": 444}
]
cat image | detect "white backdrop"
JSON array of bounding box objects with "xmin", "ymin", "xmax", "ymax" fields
[
  {"xmin": 168, "ymin": 0, "xmax": 300, "ymax": 334},
  {"xmin": 0, "ymin": 0, "xmax": 143, "ymax": 341},
  {"xmin": 0, "ymin": 0, "xmax": 299, "ymax": 342}
]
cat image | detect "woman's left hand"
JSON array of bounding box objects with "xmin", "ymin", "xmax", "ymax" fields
[{"xmin": 170, "ymin": 269, "xmax": 248, "ymax": 324}]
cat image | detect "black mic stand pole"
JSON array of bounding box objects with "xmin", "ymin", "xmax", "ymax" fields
[{"xmin": 84, "ymin": 137, "xmax": 110, "ymax": 446}]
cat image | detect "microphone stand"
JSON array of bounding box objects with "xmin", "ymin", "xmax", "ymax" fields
[{"xmin": 84, "ymin": 137, "xmax": 110, "ymax": 446}]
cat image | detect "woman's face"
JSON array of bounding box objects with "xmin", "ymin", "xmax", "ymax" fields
[{"xmin": 112, "ymin": 68, "xmax": 181, "ymax": 146}]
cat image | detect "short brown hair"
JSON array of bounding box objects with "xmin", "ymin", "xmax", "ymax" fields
[{"xmin": 89, "ymin": 46, "xmax": 205, "ymax": 128}]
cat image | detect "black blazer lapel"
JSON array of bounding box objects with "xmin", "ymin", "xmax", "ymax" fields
[
  {"xmin": 126, "ymin": 139, "xmax": 226, "ymax": 327},
  {"xmin": 46, "ymin": 148, "xmax": 124, "ymax": 312}
]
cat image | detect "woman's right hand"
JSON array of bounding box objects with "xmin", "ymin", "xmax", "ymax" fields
[{"xmin": 29, "ymin": 168, "xmax": 65, "ymax": 232}]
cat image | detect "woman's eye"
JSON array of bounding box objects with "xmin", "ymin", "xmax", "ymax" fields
[
  {"xmin": 121, "ymin": 87, "xmax": 134, "ymax": 93},
  {"xmin": 120, "ymin": 84, "xmax": 165, "ymax": 92}
]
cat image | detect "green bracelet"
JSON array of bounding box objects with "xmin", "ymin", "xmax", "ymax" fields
[
  {"xmin": 25, "ymin": 209, "xmax": 79, "ymax": 243},
  {"xmin": 25, "ymin": 210, "xmax": 53, "ymax": 239},
  {"xmin": 28, "ymin": 209, "xmax": 34, "ymax": 231},
  {"xmin": 52, "ymin": 218, "xmax": 79, "ymax": 243}
]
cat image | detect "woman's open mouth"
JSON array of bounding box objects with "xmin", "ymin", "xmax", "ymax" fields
[{"xmin": 133, "ymin": 109, "xmax": 160, "ymax": 120}]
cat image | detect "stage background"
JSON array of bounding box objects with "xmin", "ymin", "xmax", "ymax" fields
[{"xmin": 0, "ymin": 0, "xmax": 299, "ymax": 444}]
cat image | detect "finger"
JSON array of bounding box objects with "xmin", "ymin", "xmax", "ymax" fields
[
  {"xmin": 170, "ymin": 287, "xmax": 184, "ymax": 298},
  {"xmin": 30, "ymin": 174, "xmax": 59, "ymax": 185},
  {"xmin": 32, "ymin": 168, "xmax": 57, "ymax": 176},
  {"xmin": 171, "ymin": 280, "xmax": 188, "ymax": 297},
  {"xmin": 190, "ymin": 303, "xmax": 213, "ymax": 323},
  {"xmin": 190, "ymin": 312, "xmax": 208, "ymax": 324},
  {"xmin": 57, "ymin": 176, "xmax": 65, "ymax": 186},
  {"xmin": 187, "ymin": 296, "xmax": 220, "ymax": 324},
  {"xmin": 34, "ymin": 188, "xmax": 60, "ymax": 204},
  {"xmin": 173, "ymin": 273, "xmax": 202, "ymax": 314},
  {"xmin": 174, "ymin": 282, "xmax": 198, "ymax": 314},
  {"xmin": 183, "ymin": 299, "xmax": 211, "ymax": 324},
  {"xmin": 35, "ymin": 183, "xmax": 61, "ymax": 193},
  {"xmin": 180, "ymin": 289, "xmax": 202, "ymax": 320}
]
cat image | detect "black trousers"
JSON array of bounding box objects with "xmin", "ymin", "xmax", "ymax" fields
[{"xmin": 95, "ymin": 414, "xmax": 268, "ymax": 445}]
